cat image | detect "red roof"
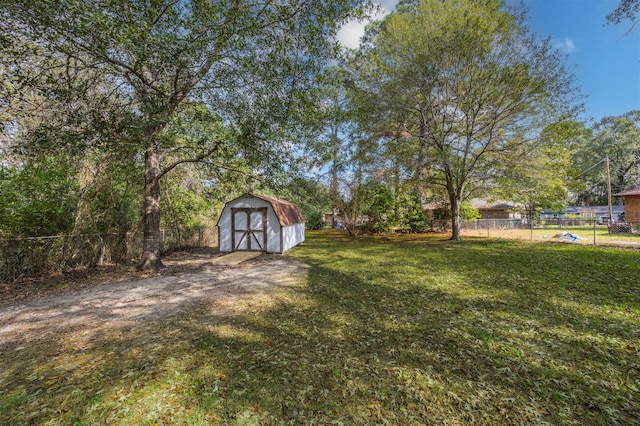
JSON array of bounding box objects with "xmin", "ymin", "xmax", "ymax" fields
[
  {"xmin": 219, "ymin": 194, "xmax": 305, "ymax": 226},
  {"xmin": 251, "ymin": 194, "xmax": 305, "ymax": 226}
]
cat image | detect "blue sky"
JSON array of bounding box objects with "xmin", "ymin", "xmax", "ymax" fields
[
  {"xmin": 337, "ymin": 0, "xmax": 640, "ymax": 123},
  {"xmin": 522, "ymin": 0, "xmax": 640, "ymax": 123}
]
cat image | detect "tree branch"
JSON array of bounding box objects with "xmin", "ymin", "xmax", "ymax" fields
[{"xmin": 157, "ymin": 141, "xmax": 222, "ymax": 181}]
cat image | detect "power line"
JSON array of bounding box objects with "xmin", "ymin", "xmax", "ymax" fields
[{"xmin": 571, "ymin": 157, "xmax": 606, "ymax": 181}]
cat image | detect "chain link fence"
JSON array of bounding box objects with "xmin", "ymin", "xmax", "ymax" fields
[
  {"xmin": 0, "ymin": 227, "xmax": 218, "ymax": 283},
  {"xmin": 431, "ymin": 219, "xmax": 640, "ymax": 247},
  {"xmin": 159, "ymin": 227, "xmax": 218, "ymax": 253}
]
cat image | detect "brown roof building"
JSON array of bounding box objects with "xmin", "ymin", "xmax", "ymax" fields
[
  {"xmin": 469, "ymin": 199, "xmax": 520, "ymax": 220},
  {"xmin": 614, "ymin": 185, "xmax": 640, "ymax": 222},
  {"xmin": 423, "ymin": 198, "xmax": 520, "ymax": 220},
  {"xmin": 217, "ymin": 194, "xmax": 305, "ymax": 253}
]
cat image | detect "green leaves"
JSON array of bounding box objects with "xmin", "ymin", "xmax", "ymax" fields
[
  {"xmin": 574, "ymin": 110, "xmax": 640, "ymax": 204},
  {"xmin": 3, "ymin": 0, "xmax": 365, "ymax": 263},
  {"xmin": 0, "ymin": 157, "xmax": 78, "ymax": 236},
  {"xmin": 349, "ymin": 0, "xmax": 580, "ymax": 238}
]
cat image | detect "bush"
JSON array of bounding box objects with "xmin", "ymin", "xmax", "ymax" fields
[
  {"xmin": 303, "ymin": 209, "xmax": 325, "ymax": 230},
  {"xmin": 396, "ymin": 193, "xmax": 431, "ymax": 233},
  {"xmin": 0, "ymin": 158, "xmax": 78, "ymax": 237}
]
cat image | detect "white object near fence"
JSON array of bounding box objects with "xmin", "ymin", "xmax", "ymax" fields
[{"xmin": 217, "ymin": 194, "xmax": 305, "ymax": 254}]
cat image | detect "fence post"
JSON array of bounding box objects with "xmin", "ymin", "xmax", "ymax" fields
[{"xmin": 593, "ymin": 220, "xmax": 597, "ymax": 246}]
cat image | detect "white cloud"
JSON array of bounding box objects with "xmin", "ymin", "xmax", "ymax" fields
[
  {"xmin": 337, "ymin": 20, "xmax": 371, "ymax": 49},
  {"xmin": 336, "ymin": 2, "xmax": 397, "ymax": 49},
  {"xmin": 554, "ymin": 37, "xmax": 576, "ymax": 54}
]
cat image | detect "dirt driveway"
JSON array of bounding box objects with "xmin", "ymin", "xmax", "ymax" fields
[{"xmin": 0, "ymin": 250, "xmax": 309, "ymax": 350}]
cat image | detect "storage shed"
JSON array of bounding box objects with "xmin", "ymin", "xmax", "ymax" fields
[{"xmin": 217, "ymin": 194, "xmax": 305, "ymax": 254}]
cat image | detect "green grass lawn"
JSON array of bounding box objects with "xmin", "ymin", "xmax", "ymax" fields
[{"xmin": 1, "ymin": 231, "xmax": 639, "ymax": 425}]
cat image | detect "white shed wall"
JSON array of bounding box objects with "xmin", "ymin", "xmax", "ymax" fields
[
  {"xmin": 282, "ymin": 223, "xmax": 305, "ymax": 253},
  {"xmin": 218, "ymin": 196, "xmax": 283, "ymax": 253},
  {"xmin": 266, "ymin": 206, "xmax": 281, "ymax": 253},
  {"xmin": 218, "ymin": 209, "xmax": 232, "ymax": 252}
]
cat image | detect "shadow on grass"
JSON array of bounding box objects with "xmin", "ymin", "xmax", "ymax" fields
[{"xmin": 1, "ymin": 231, "xmax": 638, "ymax": 425}]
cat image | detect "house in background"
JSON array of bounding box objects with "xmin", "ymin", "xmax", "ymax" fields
[
  {"xmin": 423, "ymin": 198, "xmax": 520, "ymax": 220},
  {"xmin": 217, "ymin": 194, "xmax": 305, "ymax": 254},
  {"xmin": 323, "ymin": 211, "xmax": 345, "ymax": 229},
  {"xmin": 469, "ymin": 199, "xmax": 521, "ymax": 219},
  {"xmin": 615, "ymin": 185, "xmax": 640, "ymax": 222},
  {"xmin": 540, "ymin": 205, "xmax": 625, "ymax": 222}
]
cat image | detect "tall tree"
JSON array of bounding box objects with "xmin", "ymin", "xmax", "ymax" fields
[
  {"xmin": 353, "ymin": 0, "xmax": 580, "ymax": 240},
  {"xmin": 278, "ymin": 175, "xmax": 332, "ymax": 230},
  {"xmin": 496, "ymin": 121, "xmax": 587, "ymax": 221},
  {"xmin": 575, "ymin": 110, "xmax": 640, "ymax": 205},
  {"xmin": 2, "ymin": 0, "xmax": 362, "ymax": 269},
  {"xmin": 304, "ymin": 66, "xmax": 357, "ymax": 228}
]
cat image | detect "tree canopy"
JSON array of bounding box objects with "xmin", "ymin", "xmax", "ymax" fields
[
  {"xmin": 607, "ymin": 0, "xmax": 640, "ymax": 32},
  {"xmin": 574, "ymin": 111, "xmax": 640, "ymax": 205},
  {"xmin": 2, "ymin": 0, "xmax": 363, "ymax": 268},
  {"xmin": 349, "ymin": 0, "xmax": 580, "ymax": 239},
  {"xmin": 6, "ymin": 0, "xmax": 623, "ymax": 248}
]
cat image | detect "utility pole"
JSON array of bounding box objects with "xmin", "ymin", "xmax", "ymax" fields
[{"xmin": 606, "ymin": 156, "xmax": 614, "ymax": 225}]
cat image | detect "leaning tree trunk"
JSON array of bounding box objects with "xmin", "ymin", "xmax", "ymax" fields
[{"xmin": 137, "ymin": 147, "xmax": 165, "ymax": 271}]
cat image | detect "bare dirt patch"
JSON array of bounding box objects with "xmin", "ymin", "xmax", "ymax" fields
[{"xmin": 0, "ymin": 249, "xmax": 309, "ymax": 349}]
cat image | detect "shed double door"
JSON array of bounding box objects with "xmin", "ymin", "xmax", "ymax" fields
[{"xmin": 231, "ymin": 208, "xmax": 267, "ymax": 251}]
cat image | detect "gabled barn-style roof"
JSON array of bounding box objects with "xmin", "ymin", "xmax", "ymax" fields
[
  {"xmin": 217, "ymin": 193, "xmax": 305, "ymax": 254},
  {"xmin": 251, "ymin": 194, "xmax": 305, "ymax": 226},
  {"xmin": 219, "ymin": 194, "xmax": 304, "ymax": 226}
]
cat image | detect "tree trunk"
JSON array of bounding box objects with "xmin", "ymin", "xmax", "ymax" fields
[
  {"xmin": 449, "ymin": 191, "xmax": 462, "ymax": 241},
  {"xmin": 331, "ymin": 157, "xmax": 339, "ymax": 229},
  {"xmin": 412, "ymin": 124, "xmax": 431, "ymax": 206},
  {"xmin": 330, "ymin": 131, "xmax": 340, "ymax": 229},
  {"xmin": 137, "ymin": 147, "xmax": 165, "ymax": 271},
  {"xmin": 526, "ymin": 200, "xmax": 537, "ymax": 225}
]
